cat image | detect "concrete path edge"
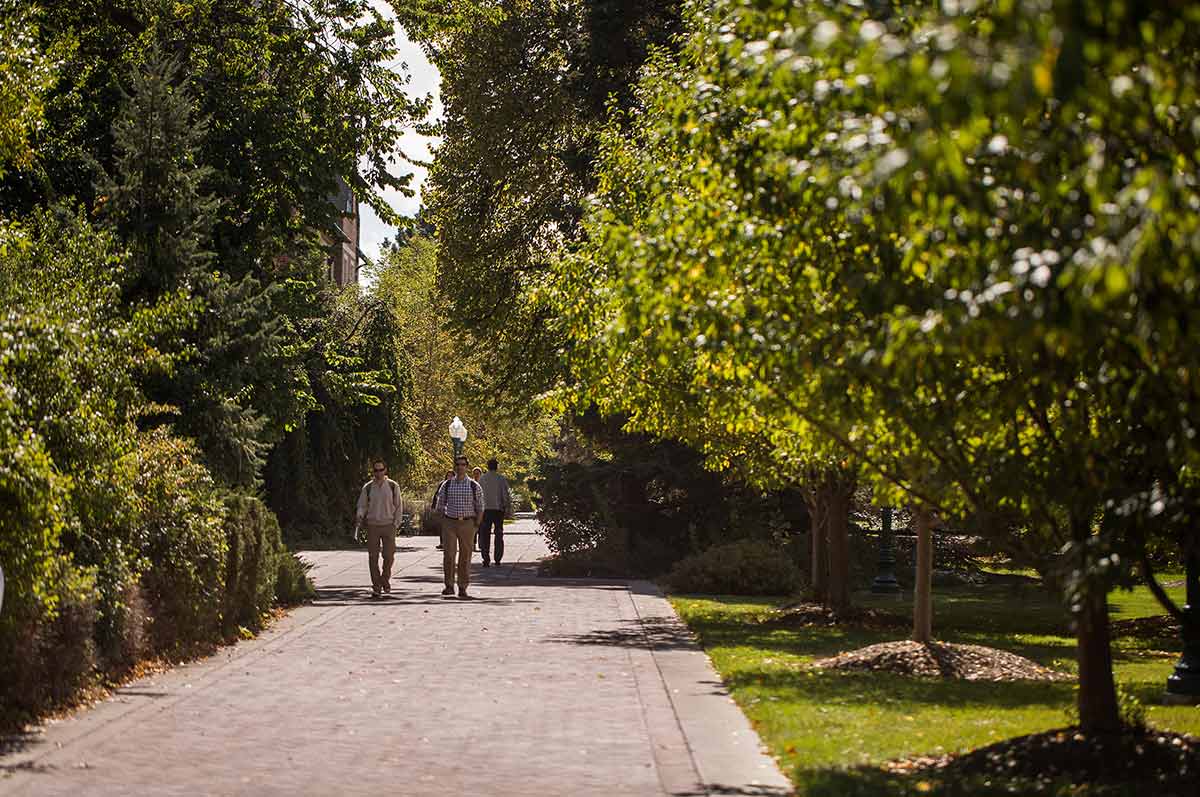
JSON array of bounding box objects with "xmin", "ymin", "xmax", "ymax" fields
[{"xmin": 626, "ymin": 580, "xmax": 793, "ymax": 797}]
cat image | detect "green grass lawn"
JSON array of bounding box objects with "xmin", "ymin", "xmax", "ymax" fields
[{"xmin": 671, "ymin": 576, "xmax": 1198, "ymax": 796}]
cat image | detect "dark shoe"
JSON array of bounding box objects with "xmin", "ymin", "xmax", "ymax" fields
[
  {"xmin": 441, "ymin": 586, "xmax": 454, "ymax": 596},
  {"xmin": 382, "ymin": 582, "xmax": 391, "ymax": 594},
  {"xmin": 435, "ymin": 544, "xmax": 443, "ymax": 550},
  {"xmin": 372, "ymin": 587, "xmax": 382, "ymax": 598},
  {"xmin": 458, "ymin": 590, "xmax": 471, "ymax": 599},
  {"xmin": 481, "ymin": 561, "xmax": 490, "ymax": 568}
]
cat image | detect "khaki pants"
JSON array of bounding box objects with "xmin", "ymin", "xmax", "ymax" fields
[
  {"xmin": 441, "ymin": 517, "xmax": 476, "ymax": 591},
  {"xmin": 367, "ymin": 523, "xmax": 396, "ymax": 590}
]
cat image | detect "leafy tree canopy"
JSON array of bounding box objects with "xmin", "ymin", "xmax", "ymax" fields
[{"xmin": 404, "ymin": 0, "xmax": 683, "ymax": 404}]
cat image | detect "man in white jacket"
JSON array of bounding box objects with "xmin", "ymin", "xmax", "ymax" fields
[{"xmin": 355, "ymin": 459, "xmax": 403, "ymax": 598}]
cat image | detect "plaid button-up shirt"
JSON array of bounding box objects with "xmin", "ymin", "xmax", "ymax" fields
[{"xmin": 436, "ymin": 476, "xmax": 483, "ymax": 520}]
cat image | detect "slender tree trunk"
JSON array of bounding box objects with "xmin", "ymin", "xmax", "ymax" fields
[
  {"xmin": 826, "ymin": 485, "xmax": 850, "ymax": 613},
  {"xmin": 808, "ymin": 492, "xmax": 828, "ymax": 605},
  {"xmin": 1076, "ymin": 577, "xmax": 1121, "ymax": 731},
  {"xmin": 912, "ymin": 509, "xmax": 933, "ymax": 644}
]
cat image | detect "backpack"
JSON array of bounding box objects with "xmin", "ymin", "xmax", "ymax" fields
[{"xmin": 430, "ymin": 479, "xmax": 449, "ymax": 509}]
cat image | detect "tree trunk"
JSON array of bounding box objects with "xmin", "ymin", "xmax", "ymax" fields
[
  {"xmin": 808, "ymin": 493, "xmax": 828, "ymax": 605},
  {"xmin": 912, "ymin": 509, "xmax": 933, "ymax": 644},
  {"xmin": 826, "ymin": 485, "xmax": 850, "ymax": 613},
  {"xmin": 1076, "ymin": 582, "xmax": 1121, "ymax": 732}
]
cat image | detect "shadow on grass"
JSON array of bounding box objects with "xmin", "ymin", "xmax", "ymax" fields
[
  {"xmin": 793, "ymin": 767, "xmax": 909, "ymax": 797},
  {"xmin": 684, "ymin": 613, "xmax": 1079, "ymax": 672},
  {"xmin": 724, "ymin": 668, "xmax": 1073, "ymax": 710},
  {"xmin": 792, "ymin": 767, "xmax": 1150, "ymax": 797}
]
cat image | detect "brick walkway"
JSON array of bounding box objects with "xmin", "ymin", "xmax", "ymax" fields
[{"xmin": 0, "ymin": 519, "xmax": 790, "ymax": 796}]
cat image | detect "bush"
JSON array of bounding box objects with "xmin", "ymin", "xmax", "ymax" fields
[
  {"xmin": 0, "ymin": 388, "xmax": 68, "ymax": 624},
  {"xmin": 134, "ymin": 430, "xmax": 227, "ymax": 652},
  {"xmin": 532, "ymin": 413, "xmax": 735, "ymax": 578},
  {"xmin": 666, "ymin": 539, "xmax": 803, "ymax": 596},
  {"xmin": 222, "ymin": 492, "xmax": 283, "ymax": 633},
  {"xmin": 39, "ymin": 563, "xmax": 99, "ymax": 704},
  {"xmin": 275, "ymin": 552, "xmax": 315, "ymax": 606},
  {"xmin": 0, "ymin": 560, "xmax": 98, "ymax": 722}
]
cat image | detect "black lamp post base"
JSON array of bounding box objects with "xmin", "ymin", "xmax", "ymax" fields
[
  {"xmin": 1164, "ymin": 689, "xmax": 1200, "ymax": 705},
  {"xmin": 871, "ymin": 576, "xmax": 901, "ymax": 594},
  {"xmin": 1165, "ymin": 641, "xmax": 1200, "ymax": 703},
  {"xmin": 871, "ymin": 507, "xmax": 901, "ymax": 595},
  {"xmin": 1165, "ymin": 550, "xmax": 1200, "ymax": 703}
]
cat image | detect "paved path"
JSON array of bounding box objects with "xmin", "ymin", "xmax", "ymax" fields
[{"xmin": 0, "ymin": 519, "xmax": 790, "ymax": 796}]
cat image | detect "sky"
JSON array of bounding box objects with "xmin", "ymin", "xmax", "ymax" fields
[{"xmin": 357, "ymin": 12, "xmax": 442, "ymax": 267}]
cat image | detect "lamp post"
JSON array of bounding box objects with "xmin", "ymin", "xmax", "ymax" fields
[
  {"xmin": 871, "ymin": 506, "xmax": 901, "ymax": 594},
  {"xmin": 449, "ymin": 416, "xmax": 468, "ymax": 458},
  {"xmin": 1166, "ymin": 548, "xmax": 1200, "ymax": 702}
]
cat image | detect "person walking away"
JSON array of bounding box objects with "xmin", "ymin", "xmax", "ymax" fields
[
  {"xmin": 355, "ymin": 459, "xmax": 403, "ymax": 598},
  {"xmin": 435, "ymin": 455, "xmax": 483, "ymax": 598},
  {"xmin": 432, "ymin": 469, "xmax": 453, "ymax": 550},
  {"xmin": 471, "ymin": 466, "xmax": 484, "ymax": 550},
  {"xmin": 477, "ymin": 458, "xmax": 512, "ymax": 567}
]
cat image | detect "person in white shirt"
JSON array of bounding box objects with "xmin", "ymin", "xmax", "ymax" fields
[
  {"xmin": 476, "ymin": 458, "xmax": 512, "ymax": 567},
  {"xmin": 355, "ymin": 459, "xmax": 403, "ymax": 598}
]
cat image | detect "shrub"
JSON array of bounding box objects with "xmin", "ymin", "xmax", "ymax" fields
[
  {"xmin": 39, "ymin": 562, "xmax": 99, "ymax": 704},
  {"xmin": 134, "ymin": 430, "xmax": 227, "ymax": 652},
  {"xmin": 533, "ymin": 413, "xmax": 814, "ymax": 579},
  {"xmin": 223, "ymin": 492, "xmax": 285, "ymax": 632},
  {"xmin": 0, "ymin": 560, "xmax": 98, "ymax": 722},
  {"xmin": 0, "ymin": 388, "xmax": 68, "ymax": 623},
  {"xmin": 666, "ymin": 538, "xmax": 802, "ymax": 596},
  {"xmin": 88, "ymin": 528, "xmax": 149, "ymax": 670},
  {"xmin": 275, "ymin": 552, "xmax": 315, "ymax": 606}
]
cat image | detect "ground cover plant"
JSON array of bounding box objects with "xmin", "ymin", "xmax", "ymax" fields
[{"xmin": 672, "ymin": 576, "xmax": 1199, "ymax": 796}]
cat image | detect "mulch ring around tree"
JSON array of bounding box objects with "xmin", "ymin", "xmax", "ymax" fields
[
  {"xmin": 882, "ymin": 727, "xmax": 1200, "ymax": 796},
  {"xmin": 811, "ymin": 640, "xmax": 1071, "ymax": 682},
  {"xmin": 760, "ymin": 602, "xmax": 908, "ymax": 630},
  {"xmin": 1111, "ymin": 613, "xmax": 1182, "ymax": 643}
]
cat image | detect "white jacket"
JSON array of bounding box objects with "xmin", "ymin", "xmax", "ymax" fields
[{"xmin": 356, "ymin": 478, "xmax": 402, "ymax": 527}]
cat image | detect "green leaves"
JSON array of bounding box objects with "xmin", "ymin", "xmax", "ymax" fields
[
  {"xmin": 0, "ymin": 10, "xmax": 59, "ymax": 179},
  {"xmin": 553, "ymin": 0, "xmax": 1200, "ymax": 620}
]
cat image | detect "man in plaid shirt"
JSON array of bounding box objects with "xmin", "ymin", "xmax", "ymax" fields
[{"xmin": 434, "ymin": 455, "xmax": 484, "ymax": 598}]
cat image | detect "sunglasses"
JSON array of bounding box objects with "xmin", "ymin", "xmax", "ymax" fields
[{"xmin": 373, "ymin": 467, "xmax": 386, "ymax": 473}]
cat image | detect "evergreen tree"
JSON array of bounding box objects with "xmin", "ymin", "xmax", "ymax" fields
[
  {"xmin": 100, "ymin": 46, "xmax": 303, "ymax": 487},
  {"xmin": 100, "ymin": 48, "xmax": 219, "ymax": 300}
]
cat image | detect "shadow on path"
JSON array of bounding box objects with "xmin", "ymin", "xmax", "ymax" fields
[
  {"xmin": 313, "ymin": 581, "xmax": 540, "ymax": 607},
  {"xmin": 672, "ymin": 785, "xmax": 792, "ymax": 797},
  {"xmin": 0, "ymin": 731, "xmax": 37, "ymax": 757},
  {"xmin": 0, "ymin": 760, "xmax": 54, "ymax": 776},
  {"xmin": 0, "ymin": 731, "xmax": 54, "ymax": 776},
  {"xmin": 545, "ymin": 616, "xmax": 697, "ymax": 652}
]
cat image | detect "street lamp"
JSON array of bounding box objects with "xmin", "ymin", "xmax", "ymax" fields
[
  {"xmin": 871, "ymin": 506, "xmax": 902, "ymax": 594},
  {"xmin": 1166, "ymin": 547, "xmax": 1200, "ymax": 702},
  {"xmin": 449, "ymin": 416, "xmax": 468, "ymax": 458}
]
